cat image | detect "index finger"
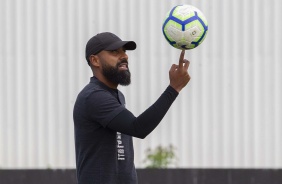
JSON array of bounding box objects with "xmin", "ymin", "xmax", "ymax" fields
[{"xmin": 179, "ymin": 49, "xmax": 185, "ymax": 69}]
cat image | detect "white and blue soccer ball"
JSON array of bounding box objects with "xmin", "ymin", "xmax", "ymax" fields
[{"xmin": 162, "ymin": 5, "xmax": 208, "ymax": 50}]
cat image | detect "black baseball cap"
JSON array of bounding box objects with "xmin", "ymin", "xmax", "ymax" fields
[{"xmin": 85, "ymin": 32, "xmax": 137, "ymax": 62}]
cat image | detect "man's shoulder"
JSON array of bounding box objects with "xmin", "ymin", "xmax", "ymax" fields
[
  {"xmin": 78, "ymin": 77, "xmax": 108, "ymax": 95},
  {"xmin": 78, "ymin": 83, "xmax": 110, "ymax": 101}
]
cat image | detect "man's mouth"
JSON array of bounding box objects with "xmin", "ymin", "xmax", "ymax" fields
[{"xmin": 118, "ymin": 63, "xmax": 128, "ymax": 70}]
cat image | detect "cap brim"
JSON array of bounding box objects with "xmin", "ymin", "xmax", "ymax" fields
[{"xmin": 105, "ymin": 41, "xmax": 137, "ymax": 51}]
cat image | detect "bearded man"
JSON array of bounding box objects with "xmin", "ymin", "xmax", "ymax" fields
[{"xmin": 73, "ymin": 32, "xmax": 190, "ymax": 184}]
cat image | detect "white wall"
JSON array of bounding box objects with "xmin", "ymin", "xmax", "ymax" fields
[{"xmin": 0, "ymin": 0, "xmax": 282, "ymax": 168}]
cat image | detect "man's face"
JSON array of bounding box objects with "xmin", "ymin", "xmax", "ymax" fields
[
  {"xmin": 99, "ymin": 48, "xmax": 131, "ymax": 86},
  {"xmin": 101, "ymin": 58, "xmax": 131, "ymax": 86}
]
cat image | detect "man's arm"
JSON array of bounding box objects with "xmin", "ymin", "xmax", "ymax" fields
[
  {"xmin": 107, "ymin": 85, "xmax": 178, "ymax": 138},
  {"xmin": 108, "ymin": 50, "xmax": 190, "ymax": 138}
]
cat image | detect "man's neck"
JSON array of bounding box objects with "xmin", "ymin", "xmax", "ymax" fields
[{"xmin": 94, "ymin": 74, "xmax": 118, "ymax": 89}]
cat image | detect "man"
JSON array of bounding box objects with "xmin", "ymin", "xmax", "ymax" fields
[{"xmin": 73, "ymin": 32, "xmax": 190, "ymax": 184}]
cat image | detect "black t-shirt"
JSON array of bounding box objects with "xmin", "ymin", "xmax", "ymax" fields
[
  {"xmin": 73, "ymin": 77, "xmax": 137, "ymax": 184},
  {"xmin": 73, "ymin": 76, "xmax": 179, "ymax": 184}
]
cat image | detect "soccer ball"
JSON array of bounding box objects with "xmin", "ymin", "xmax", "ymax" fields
[{"xmin": 162, "ymin": 4, "xmax": 208, "ymax": 50}]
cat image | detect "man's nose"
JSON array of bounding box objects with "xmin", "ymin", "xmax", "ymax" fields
[{"xmin": 120, "ymin": 51, "xmax": 128, "ymax": 60}]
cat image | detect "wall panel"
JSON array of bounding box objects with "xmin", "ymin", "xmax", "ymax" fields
[{"xmin": 0, "ymin": 0, "xmax": 281, "ymax": 168}]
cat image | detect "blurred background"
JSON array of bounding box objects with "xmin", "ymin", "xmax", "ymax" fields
[{"xmin": 0, "ymin": 0, "xmax": 282, "ymax": 170}]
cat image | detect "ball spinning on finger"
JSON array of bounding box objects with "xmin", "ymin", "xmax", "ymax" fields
[{"xmin": 162, "ymin": 4, "xmax": 208, "ymax": 50}]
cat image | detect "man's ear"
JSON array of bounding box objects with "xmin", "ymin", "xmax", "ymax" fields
[{"xmin": 89, "ymin": 55, "xmax": 100, "ymax": 67}]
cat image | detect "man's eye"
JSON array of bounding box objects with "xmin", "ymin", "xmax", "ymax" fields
[{"xmin": 111, "ymin": 50, "xmax": 119, "ymax": 54}]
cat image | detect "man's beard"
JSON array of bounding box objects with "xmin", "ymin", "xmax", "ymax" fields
[{"xmin": 101, "ymin": 59, "xmax": 131, "ymax": 86}]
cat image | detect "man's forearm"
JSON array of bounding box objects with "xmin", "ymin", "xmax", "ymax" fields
[{"xmin": 107, "ymin": 86, "xmax": 179, "ymax": 138}]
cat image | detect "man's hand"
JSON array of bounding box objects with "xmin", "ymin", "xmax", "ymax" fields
[{"xmin": 169, "ymin": 50, "xmax": 191, "ymax": 92}]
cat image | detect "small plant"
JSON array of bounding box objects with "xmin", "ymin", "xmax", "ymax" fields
[{"xmin": 143, "ymin": 144, "xmax": 177, "ymax": 168}]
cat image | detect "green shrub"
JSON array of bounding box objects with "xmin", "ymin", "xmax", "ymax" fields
[{"xmin": 143, "ymin": 144, "xmax": 177, "ymax": 168}]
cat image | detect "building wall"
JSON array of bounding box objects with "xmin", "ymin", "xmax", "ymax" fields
[{"xmin": 0, "ymin": 0, "xmax": 282, "ymax": 168}]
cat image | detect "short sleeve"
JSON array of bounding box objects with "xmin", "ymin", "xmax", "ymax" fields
[{"xmin": 86, "ymin": 90, "xmax": 126, "ymax": 127}]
